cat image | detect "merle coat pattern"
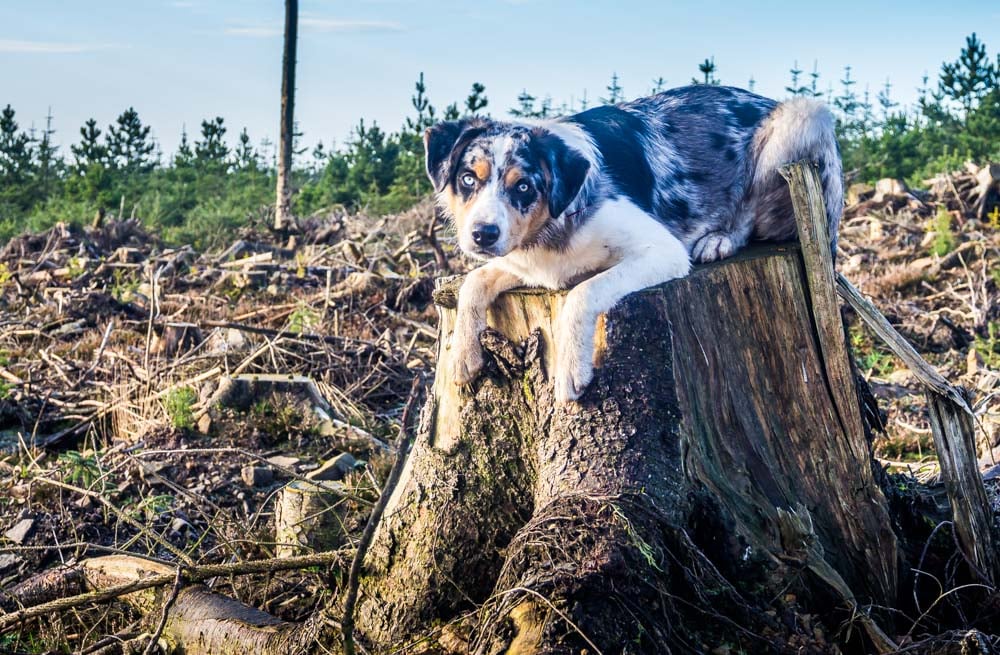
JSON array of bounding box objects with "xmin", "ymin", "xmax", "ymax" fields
[{"xmin": 424, "ymin": 84, "xmax": 843, "ymax": 402}]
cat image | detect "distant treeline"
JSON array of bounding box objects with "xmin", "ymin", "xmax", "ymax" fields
[{"xmin": 1, "ymin": 34, "xmax": 998, "ymax": 247}]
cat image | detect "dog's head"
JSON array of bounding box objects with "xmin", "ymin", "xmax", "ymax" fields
[{"xmin": 424, "ymin": 119, "xmax": 590, "ymax": 258}]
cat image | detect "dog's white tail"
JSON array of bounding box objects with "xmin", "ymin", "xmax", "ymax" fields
[{"xmin": 750, "ymin": 98, "xmax": 843, "ymax": 252}]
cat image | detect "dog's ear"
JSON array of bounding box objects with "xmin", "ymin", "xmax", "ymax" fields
[
  {"xmin": 535, "ymin": 131, "xmax": 590, "ymax": 219},
  {"xmin": 423, "ymin": 119, "xmax": 485, "ymax": 192}
]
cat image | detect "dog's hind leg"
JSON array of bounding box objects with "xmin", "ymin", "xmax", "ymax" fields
[{"xmin": 689, "ymin": 219, "xmax": 752, "ymax": 263}]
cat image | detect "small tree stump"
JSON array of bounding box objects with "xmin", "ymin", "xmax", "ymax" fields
[{"xmin": 275, "ymin": 480, "xmax": 346, "ymax": 558}]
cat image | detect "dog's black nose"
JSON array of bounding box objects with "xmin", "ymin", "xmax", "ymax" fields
[{"xmin": 471, "ymin": 224, "xmax": 500, "ymax": 247}]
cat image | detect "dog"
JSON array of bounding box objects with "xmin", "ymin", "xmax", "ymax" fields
[{"xmin": 423, "ymin": 84, "xmax": 843, "ymax": 403}]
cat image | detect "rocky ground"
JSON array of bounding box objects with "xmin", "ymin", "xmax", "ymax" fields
[{"xmin": 0, "ymin": 166, "xmax": 997, "ymax": 653}]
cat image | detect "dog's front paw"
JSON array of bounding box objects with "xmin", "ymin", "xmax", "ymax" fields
[
  {"xmin": 554, "ymin": 345, "xmax": 594, "ymax": 403},
  {"xmin": 450, "ymin": 327, "xmax": 484, "ymax": 386},
  {"xmin": 553, "ymin": 293, "xmax": 597, "ymax": 403}
]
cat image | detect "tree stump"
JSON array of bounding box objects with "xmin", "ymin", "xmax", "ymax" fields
[
  {"xmin": 351, "ymin": 234, "xmax": 900, "ymax": 652},
  {"xmin": 274, "ymin": 480, "xmax": 347, "ymax": 558}
]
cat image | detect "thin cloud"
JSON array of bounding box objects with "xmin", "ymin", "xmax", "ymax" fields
[
  {"xmin": 300, "ymin": 18, "xmax": 404, "ymax": 32},
  {"xmin": 225, "ymin": 17, "xmax": 404, "ymax": 38},
  {"xmin": 224, "ymin": 27, "xmax": 281, "ymax": 38},
  {"xmin": 0, "ymin": 39, "xmax": 117, "ymax": 54}
]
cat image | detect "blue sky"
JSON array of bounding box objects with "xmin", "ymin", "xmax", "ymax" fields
[{"xmin": 3, "ymin": 1, "xmax": 999, "ymax": 159}]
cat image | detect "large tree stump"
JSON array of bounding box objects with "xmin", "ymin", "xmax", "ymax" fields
[{"xmin": 352, "ymin": 232, "xmax": 900, "ymax": 652}]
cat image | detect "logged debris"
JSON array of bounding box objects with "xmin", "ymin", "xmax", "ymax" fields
[
  {"xmin": 0, "ymin": 201, "xmax": 456, "ymax": 652},
  {"xmin": 0, "ymin": 165, "xmax": 997, "ymax": 652},
  {"xmin": 838, "ymin": 167, "xmax": 1000, "ymax": 469}
]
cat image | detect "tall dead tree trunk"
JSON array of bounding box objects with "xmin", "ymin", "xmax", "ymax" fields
[{"xmin": 274, "ymin": 0, "xmax": 297, "ymax": 231}]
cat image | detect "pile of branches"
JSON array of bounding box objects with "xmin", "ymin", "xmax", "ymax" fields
[{"xmin": 0, "ymin": 200, "xmax": 456, "ymax": 451}]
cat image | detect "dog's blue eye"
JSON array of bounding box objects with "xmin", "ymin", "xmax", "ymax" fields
[
  {"xmin": 460, "ymin": 173, "xmax": 476, "ymax": 188},
  {"xmin": 516, "ymin": 181, "xmax": 531, "ymax": 194}
]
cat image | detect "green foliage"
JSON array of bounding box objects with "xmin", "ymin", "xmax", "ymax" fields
[
  {"xmin": 939, "ymin": 33, "xmax": 996, "ymax": 115},
  {"xmin": 0, "ymin": 73, "xmax": 489, "ymax": 244},
  {"xmin": 1, "ymin": 631, "xmax": 46, "ymax": 654},
  {"xmin": 0, "ymin": 104, "xmax": 39, "ymax": 216},
  {"xmin": 694, "ymin": 57, "xmax": 719, "ymax": 85},
  {"xmin": 106, "ymin": 107, "xmax": 155, "ymax": 173},
  {"xmin": 975, "ymin": 322, "xmax": 1000, "ymax": 369},
  {"xmin": 509, "ymin": 89, "xmax": 553, "ymax": 118},
  {"xmin": 165, "ymin": 386, "xmax": 198, "ymax": 430},
  {"xmin": 850, "ymin": 327, "xmax": 898, "ymax": 378},
  {"xmin": 58, "ymin": 450, "xmax": 101, "ymax": 488},
  {"xmin": 602, "ymin": 72, "xmax": 625, "ymax": 104},
  {"xmin": 838, "ymin": 35, "xmax": 1000, "ymax": 183},
  {"xmin": 133, "ymin": 493, "xmax": 174, "ymax": 521},
  {"xmin": 930, "ymin": 207, "xmax": 956, "ymax": 256},
  {"xmin": 111, "ymin": 268, "xmax": 139, "ymax": 302},
  {"xmin": 287, "ymin": 303, "xmax": 320, "ymax": 335},
  {"xmin": 2, "ymin": 35, "xmax": 1000, "ymax": 246}
]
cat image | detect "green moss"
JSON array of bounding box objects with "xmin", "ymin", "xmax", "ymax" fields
[{"xmin": 520, "ymin": 375, "xmax": 534, "ymax": 403}]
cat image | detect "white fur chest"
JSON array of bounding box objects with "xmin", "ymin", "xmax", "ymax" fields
[
  {"xmin": 498, "ymin": 220, "xmax": 619, "ymax": 289},
  {"xmin": 494, "ymin": 197, "xmax": 677, "ymax": 290}
]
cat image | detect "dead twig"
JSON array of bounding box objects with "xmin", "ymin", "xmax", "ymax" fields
[{"xmin": 141, "ymin": 565, "xmax": 184, "ymax": 655}]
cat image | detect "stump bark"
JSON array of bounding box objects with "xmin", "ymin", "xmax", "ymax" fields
[{"xmin": 352, "ymin": 236, "xmax": 900, "ymax": 652}]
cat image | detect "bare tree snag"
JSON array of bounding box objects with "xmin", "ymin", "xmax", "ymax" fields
[{"xmin": 274, "ymin": 0, "xmax": 298, "ymax": 231}]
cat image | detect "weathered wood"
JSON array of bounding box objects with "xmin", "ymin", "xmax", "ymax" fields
[
  {"xmin": 780, "ymin": 162, "xmax": 870, "ymax": 457},
  {"xmin": 836, "ymin": 274, "xmax": 972, "ymax": 411},
  {"xmin": 79, "ymin": 556, "xmax": 316, "ymax": 654},
  {"xmin": 667, "ymin": 250, "xmax": 898, "ymax": 613},
  {"xmin": 837, "ymin": 273, "xmax": 1000, "ymax": 586}
]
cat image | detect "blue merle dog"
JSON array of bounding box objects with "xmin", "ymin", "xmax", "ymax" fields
[{"xmin": 424, "ymin": 84, "xmax": 843, "ymax": 402}]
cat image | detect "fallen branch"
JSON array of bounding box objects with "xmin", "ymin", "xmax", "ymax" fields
[
  {"xmin": 0, "ymin": 550, "xmax": 345, "ymax": 632},
  {"xmin": 838, "ymin": 273, "xmax": 1000, "ymax": 586}
]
